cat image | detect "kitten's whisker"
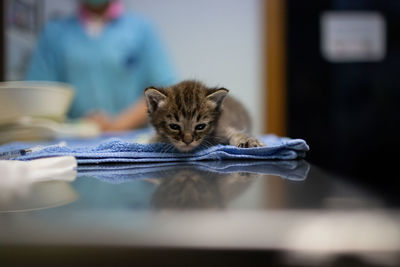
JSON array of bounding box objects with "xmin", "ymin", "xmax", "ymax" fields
[
  {"xmin": 159, "ymin": 144, "xmax": 167, "ymax": 154},
  {"xmin": 200, "ymin": 140, "xmax": 215, "ymax": 149},
  {"xmin": 160, "ymin": 144, "xmax": 174, "ymax": 155},
  {"xmin": 204, "ymin": 140, "xmax": 214, "ymax": 147},
  {"xmin": 165, "ymin": 144, "xmax": 175, "ymax": 154},
  {"xmin": 166, "ymin": 144, "xmax": 175, "ymax": 154},
  {"xmin": 210, "ymin": 136, "xmax": 227, "ymax": 142}
]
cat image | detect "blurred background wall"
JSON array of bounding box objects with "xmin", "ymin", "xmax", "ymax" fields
[{"xmin": 3, "ymin": 0, "xmax": 264, "ymax": 133}]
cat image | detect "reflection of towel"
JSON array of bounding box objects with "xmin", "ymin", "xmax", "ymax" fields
[
  {"xmin": 8, "ymin": 134, "xmax": 309, "ymax": 164},
  {"xmin": 78, "ymin": 160, "xmax": 310, "ymax": 184}
]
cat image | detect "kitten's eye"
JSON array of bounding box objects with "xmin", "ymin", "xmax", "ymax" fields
[
  {"xmin": 169, "ymin": 123, "xmax": 181, "ymax": 131},
  {"xmin": 195, "ymin": 123, "xmax": 206, "ymax": 131}
]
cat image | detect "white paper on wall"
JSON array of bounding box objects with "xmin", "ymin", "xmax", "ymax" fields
[{"xmin": 321, "ymin": 12, "xmax": 386, "ymax": 62}]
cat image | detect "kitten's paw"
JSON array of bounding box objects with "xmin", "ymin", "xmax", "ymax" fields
[{"xmin": 235, "ymin": 137, "xmax": 265, "ymax": 148}]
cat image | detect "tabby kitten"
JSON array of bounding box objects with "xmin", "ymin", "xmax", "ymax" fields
[{"xmin": 144, "ymin": 80, "xmax": 264, "ymax": 152}]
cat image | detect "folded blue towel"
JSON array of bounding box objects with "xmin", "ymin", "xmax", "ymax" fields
[
  {"xmin": 2, "ymin": 129, "xmax": 309, "ymax": 164},
  {"xmin": 78, "ymin": 160, "xmax": 310, "ymax": 184}
]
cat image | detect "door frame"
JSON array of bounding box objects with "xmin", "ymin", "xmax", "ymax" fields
[{"xmin": 264, "ymin": 0, "xmax": 286, "ymax": 136}]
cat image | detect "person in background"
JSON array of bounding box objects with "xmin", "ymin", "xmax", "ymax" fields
[{"xmin": 25, "ymin": 0, "xmax": 175, "ymax": 131}]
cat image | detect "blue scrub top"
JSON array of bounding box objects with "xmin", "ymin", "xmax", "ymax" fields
[{"xmin": 25, "ymin": 13, "xmax": 175, "ymax": 119}]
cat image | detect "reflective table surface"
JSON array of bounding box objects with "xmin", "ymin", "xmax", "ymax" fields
[{"xmin": 1, "ymin": 160, "xmax": 399, "ymax": 266}]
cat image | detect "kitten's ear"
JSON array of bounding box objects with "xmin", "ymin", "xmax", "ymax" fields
[
  {"xmin": 206, "ymin": 88, "xmax": 229, "ymax": 108},
  {"xmin": 144, "ymin": 87, "xmax": 167, "ymax": 113}
]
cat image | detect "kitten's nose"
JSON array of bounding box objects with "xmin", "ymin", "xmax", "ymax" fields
[{"xmin": 183, "ymin": 133, "xmax": 193, "ymax": 145}]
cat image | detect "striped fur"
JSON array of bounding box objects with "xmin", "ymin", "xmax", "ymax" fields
[{"xmin": 145, "ymin": 80, "xmax": 263, "ymax": 152}]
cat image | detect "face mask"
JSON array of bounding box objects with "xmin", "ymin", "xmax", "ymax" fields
[{"xmin": 81, "ymin": 0, "xmax": 111, "ymax": 7}]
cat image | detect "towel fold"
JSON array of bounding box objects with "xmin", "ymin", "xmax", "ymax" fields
[
  {"xmin": 1, "ymin": 129, "xmax": 309, "ymax": 164},
  {"xmin": 7, "ymin": 134, "xmax": 308, "ymax": 164}
]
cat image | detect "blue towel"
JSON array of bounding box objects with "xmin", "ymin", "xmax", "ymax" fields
[
  {"xmin": 78, "ymin": 160, "xmax": 310, "ymax": 184},
  {"xmin": 2, "ymin": 129, "xmax": 309, "ymax": 164}
]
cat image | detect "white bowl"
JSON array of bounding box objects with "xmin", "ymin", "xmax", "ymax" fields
[{"xmin": 0, "ymin": 81, "xmax": 74, "ymax": 125}]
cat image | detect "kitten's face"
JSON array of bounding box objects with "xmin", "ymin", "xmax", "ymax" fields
[{"xmin": 145, "ymin": 81, "xmax": 228, "ymax": 152}]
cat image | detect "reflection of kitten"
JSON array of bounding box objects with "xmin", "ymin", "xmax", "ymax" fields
[
  {"xmin": 150, "ymin": 168, "xmax": 256, "ymax": 209},
  {"xmin": 144, "ymin": 80, "xmax": 264, "ymax": 152}
]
